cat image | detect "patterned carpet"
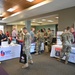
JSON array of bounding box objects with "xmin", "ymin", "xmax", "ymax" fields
[{"xmin": 1, "ymin": 53, "xmax": 75, "ymax": 75}]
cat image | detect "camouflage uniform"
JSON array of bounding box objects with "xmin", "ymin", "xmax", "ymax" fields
[
  {"xmin": 60, "ymin": 32, "xmax": 74, "ymax": 63},
  {"xmin": 36, "ymin": 32, "xmax": 44, "ymax": 54},
  {"xmin": 47, "ymin": 31, "xmax": 53, "ymax": 52},
  {"xmin": 23, "ymin": 32, "xmax": 32, "ymax": 63},
  {"xmin": 44, "ymin": 31, "xmax": 48, "ymax": 41}
]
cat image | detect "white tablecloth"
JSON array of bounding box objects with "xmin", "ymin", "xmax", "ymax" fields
[
  {"xmin": 0, "ymin": 44, "xmax": 21, "ymax": 61},
  {"xmin": 50, "ymin": 45, "xmax": 75, "ymax": 63}
]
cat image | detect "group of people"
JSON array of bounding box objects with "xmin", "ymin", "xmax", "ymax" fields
[
  {"xmin": 57, "ymin": 26, "xmax": 75, "ymax": 64},
  {"xmin": 21, "ymin": 27, "xmax": 54, "ymax": 69},
  {"xmin": 1, "ymin": 26, "xmax": 74, "ymax": 67},
  {"xmin": 35, "ymin": 28, "xmax": 54, "ymax": 54}
]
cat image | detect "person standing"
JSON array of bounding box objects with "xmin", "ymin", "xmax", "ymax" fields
[
  {"xmin": 36, "ymin": 29, "xmax": 44, "ymax": 54},
  {"xmin": 0, "ymin": 30, "xmax": 7, "ymax": 45},
  {"xmin": 70, "ymin": 27, "xmax": 75, "ymax": 44},
  {"xmin": 30, "ymin": 28, "xmax": 35, "ymax": 43},
  {"xmin": 0, "ymin": 30, "xmax": 8, "ymax": 64},
  {"xmin": 59, "ymin": 27, "xmax": 74, "ymax": 64},
  {"xmin": 22, "ymin": 27, "xmax": 33, "ymax": 68},
  {"xmin": 12, "ymin": 28, "xmax": 18, "ymax": 39},
  {"xmin": 6, "ymin": 31, "xmax": 10, "ymax": 37},
  {"xmin": 47, "ymin": 28, "xmax": 53, "ymax": 52}
]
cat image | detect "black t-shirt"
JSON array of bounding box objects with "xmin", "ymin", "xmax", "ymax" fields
[{"xmin": 0, "ymin": 34, "xmax": 7, "ymax": 45}]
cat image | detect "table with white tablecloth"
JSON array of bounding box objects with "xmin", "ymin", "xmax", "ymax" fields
[
  {"xmin": 50, "ymin": 45, "xmax": 75, "ymax": 63},
  {"xmin": 0, "ymin": 44, "xmax": 21, "ymax": 61}
]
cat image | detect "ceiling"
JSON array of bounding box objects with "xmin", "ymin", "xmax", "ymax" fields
[
  {"xmin": 0, "ymin": 0, "xmax": 75, "ymax": 23},
  {"xmin": 7, "ymin": 14, "xmax": 58, "ymax": 26},
  {"xmin": 3, "ymin": 0, "xmax": 45, "ymax": 17}
]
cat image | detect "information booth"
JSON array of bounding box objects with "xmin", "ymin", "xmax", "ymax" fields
[{"xmin": 50, "ymin": 31, "xmax": 75, "ymax": 63}]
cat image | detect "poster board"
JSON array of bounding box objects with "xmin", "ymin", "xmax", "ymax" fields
[{"xmin": 57, "ymin": 31, "xmax": 63, "ymax": 45}]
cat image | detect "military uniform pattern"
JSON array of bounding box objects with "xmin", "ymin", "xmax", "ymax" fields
[
  {"xmin": 36, "ymin": 32, "xmax": 44, "ymax": 53},
  {"xmin": 23, "ymin": 32, "xmax": 32, "ymax": 63},
  {"xmin": 60, "ymin": 32, "xmax": 74, "ymax": 63},
  {"xmin": 47, "ymin": 31, "xmax": 53, "ymax": 52}
]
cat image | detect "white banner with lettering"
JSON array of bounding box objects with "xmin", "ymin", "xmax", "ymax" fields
[{"xmin": 0, "ymin": 44, "xmax": 21, "ymax": 61}]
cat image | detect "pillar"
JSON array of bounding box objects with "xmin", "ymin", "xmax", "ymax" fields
[{"xmin": 25, "ymin": 20, "xmax": 31, "ymax": 32}]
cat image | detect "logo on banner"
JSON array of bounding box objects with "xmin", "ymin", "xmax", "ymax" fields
[
  {"xmin": 0, "ymin": 50, "xmax": 11, "ymax": 56},
  {"xmin": 0, "ymin": 51, "xmax": 5, "ymax": 56},
  {"xmin": 55, "ymin": 47, "xmax": 61, "ymax": 56}
]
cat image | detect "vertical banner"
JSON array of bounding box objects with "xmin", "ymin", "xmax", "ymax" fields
[{"xmin": 57, "ymin": 31, "xmax": 63, "ymax": 45}]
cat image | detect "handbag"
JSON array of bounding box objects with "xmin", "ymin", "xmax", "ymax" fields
[{"xmin": 19, "ymin": 51, "xmax": 27, "ymax": 64}]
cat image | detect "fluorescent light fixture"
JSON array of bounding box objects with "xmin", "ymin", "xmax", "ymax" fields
[
  {"xmin": 26, "ymin": 0, "xmax": 34, "ymax": 2},
  {"xmin": 7, "ymin": 8, "xmax": 15, "ymax": 12},
  {"xmin": 48, "ymin": 20, "xmax": 53, "ymax": 22}
]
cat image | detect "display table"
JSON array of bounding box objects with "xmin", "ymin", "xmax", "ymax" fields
[
  {"xmin": 0, "ymin": 44, "xmax": 21, "ymax": 61},
  {"xmin": 50, "ymin": 45, "xmax": 75, "ymax": 63}
]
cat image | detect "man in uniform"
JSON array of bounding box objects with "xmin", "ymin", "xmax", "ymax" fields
[
  {"xmin": 59, "ymin": 27, "xmax": 74, "ymax": 64},
  {"xmin": 22, "ymin": 27, "xmax": 33, "ymax": 68},
  {"xmin": 47, "ymin": 28, "xmax": 53, "ymax": 52},
  {"xmin": 36, "ymin": 29, "xmax": 44, "ymax": 54}
]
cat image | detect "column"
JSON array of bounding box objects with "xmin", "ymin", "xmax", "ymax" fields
[{"xmin": 25, "ymin": 20, "xmax": 31, "ymax": 32}]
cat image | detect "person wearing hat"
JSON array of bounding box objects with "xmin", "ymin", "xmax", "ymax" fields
[{"xmin": 22, "ymin": 27, "xmax": 33, "ymax": 68}]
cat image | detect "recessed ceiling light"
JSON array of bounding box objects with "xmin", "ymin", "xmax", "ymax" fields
[
  {"xmin": 48, "ymin": 20, "xmax": 53, "ymax": 22},
  {"xmin": 7, "ymin": 8, "xmax": 15, "ymax": 12},
  {"xmin": 32, "ymin": 19, "xmax": 36, "ymax": 22},
  {"xmin": 55, "ymin": 17, "xmax": 59, "ymax": 19},
  {"xmin": 7, "ymin": 5, "xmax": 19, "ymax": 12},
  {"xmin": 32, "ymin": 20, "xmax": 35, "ymax": 22},
  {"xmin": 26, "ymin": 0, "xmax": 34, "ymax": 2},
  {"xmin": 42, "ymin": 19, "xmax": 46, "ymax": 21},
  {"xmin": 37, "ymin": 21, "xmax": 43, "ymax": 24}
]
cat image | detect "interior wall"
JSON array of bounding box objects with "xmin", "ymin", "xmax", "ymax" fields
[
  {"xmin": 58, "ymin": 7, "xmax": 75, "ymax": 30},
  {"xmin": 4, "ymin": 25, "xmax": 12, "ymax": 36},
  {"xmin": 17, "ymin": 25, "xmax": 25, "ymax": 31},
  {"xmin": 35, "ymin": 24, "xmax": 56, "ymax": 36},
  {"xmin": 36, "ymin": 6, "xmax": 75, "ymax": 31},
  {"xmin": 4, "ymin": 25, "xmax": 25, "ymax": 36}
]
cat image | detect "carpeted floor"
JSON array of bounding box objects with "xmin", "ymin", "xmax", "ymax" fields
[
  {"xmin": 1, "ymin": 53, "xmax": 75, "ymax": 75},
  {"xmin": 0, "ymin": 66, "xmax": 9, "ymax": 75}
]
